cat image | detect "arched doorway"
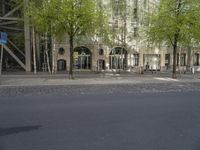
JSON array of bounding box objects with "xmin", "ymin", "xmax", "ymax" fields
[
  {"xmin": 57, "ymin": 59, "xmax": 66, "ymax": 71},
  {"xmin": 109, "ymin": 47, "xmax": 128, "ymax": 70},
  {"xmin": 74, "ymin": 46, "xmax": 92, "ymax": 70}
]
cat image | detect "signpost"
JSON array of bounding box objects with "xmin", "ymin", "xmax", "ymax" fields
[{"xmin": 0, "ymin": 32, "xmax": 7, "ymax": 75}]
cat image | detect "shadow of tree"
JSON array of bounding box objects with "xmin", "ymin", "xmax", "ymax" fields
[{"xmin": 0, "ymin": 125, "xmax": 42, "ymax": 136}]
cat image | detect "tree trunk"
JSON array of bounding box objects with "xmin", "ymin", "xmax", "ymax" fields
[
  {"xmin": 69, "ymin": 36, "xmax": 74, "ymax": 79},
  {"xmin": 172, "ymin": 40, "xmax": 178, "ymax": 78},
  {"xmin": 45, "ymin": 33, "xmax": 51, "ymax": 73},
  {"xmin": 187, "ymin": 46, "xmax": 192, "ymax": 70},
  {"xmin": 46, "ymin": 50, "xmax": 51, "ymax": 73},
  {"xmin": 172, "ymin": 0, "xmax": 181, "ymax": 78},
  {"xmin": 36, "ymin": 33, "xmax": 40, "ymax": 67},
  {"xmin": 32, "ymin": 27, "xmax": 37, "ymax": 74},
  {"xmin": 52, "ymin": 37, "xmax": 56, "ymax": 74}
]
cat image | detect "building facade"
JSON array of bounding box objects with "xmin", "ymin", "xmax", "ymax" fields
[
  {"xmin": 54, "ymin": 0, "xmax": 159, "ymax": 72},
  {"xmin": 54, "ymin": 0, "xmax": 200, "ymax": 73},
  {"xmin": 1, "ymin": 0, "xmax": 200, "ymax": 73}
]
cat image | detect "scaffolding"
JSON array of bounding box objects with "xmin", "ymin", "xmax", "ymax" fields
[{"xmin": 0, "ymin": 0, "xmax": 31, "ymax": 72}]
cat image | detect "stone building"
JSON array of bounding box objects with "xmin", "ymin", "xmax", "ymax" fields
[
  {"xmin": 54, "ymin": 0, "xmax": 160, "ymax": 73},
  {"xmin": 54, "ymin": 0, "xmax": 200, "ymax": 73},
  {"xmin": 1, "ymin": 0, "xmax": 200, "ymax": 73}
]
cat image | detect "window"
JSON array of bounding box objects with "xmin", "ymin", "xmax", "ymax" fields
[
  {"xmin": 109, "ymin": 47, "xmax": 128, "ymax": 70},
  {"xmin": 194, "ymin": 53, "xmax": 199, "ymax": 66},
  {"xmin": 133, "ymin": 54, "xmax": 139, "ymax": 66},
  {"xmin": 99, "ymin": 49, "xmax": 104, "ymax": 55},
  {"xmin": 180, "ymin": 53, "xmax": 186, "ymax": 66},
  {"xmin": 133, "ymin": 8, "xmax": 138, "ymax": 19},
  {"xmin": 134, "ymin": 27, "xmax": 138, "ymax": 37},
  {"xmin": 177, "ymin": 53, "xmax": 186, "ymax": 66},
  {"xmin": 165, "ymin": 54, "xmax": 170, "ymax": 66},
  {"xmin": 58, "ymin": 48, "xmax": 65, "ymax": 55},
  {"xmin": 144, "ymin": 54, "xmax": 161, "ymax": 70},
  {"xmin": 74, "ymin": 46, "xmax": 91, "ymax": 70}
]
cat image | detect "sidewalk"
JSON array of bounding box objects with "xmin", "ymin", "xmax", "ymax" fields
[{"xmin": 0, "ymin": 71, "xmax": 200, "ymax": 87}]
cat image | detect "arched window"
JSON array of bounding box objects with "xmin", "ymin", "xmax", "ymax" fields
[
  {"xmin": 74, "ymin": 46, "xmax": 92, "ymax": 69},
  {"xmin": 58, "ymin": 48, "xmax": 65, "ymax": 55},
  {"xmin": 109, "ymin": 47, "xmax": 128, "ymax": 70}
]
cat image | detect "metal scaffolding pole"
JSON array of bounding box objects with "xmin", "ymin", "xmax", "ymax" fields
[
  {"xmin": 24, "ymin": 0, "xmax": 31, "ymax": 72},
  {"xmin": 2, "ymin": 0, "xmax": 5, "ymax": 15}
]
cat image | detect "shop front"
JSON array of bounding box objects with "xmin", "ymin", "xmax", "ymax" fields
[{"xmin": 144, "ymin": 54, "xmax": 161, "ymax": 71}]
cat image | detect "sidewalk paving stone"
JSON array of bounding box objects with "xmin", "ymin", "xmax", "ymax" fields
[{"xmin": 0, "ymin": 72, "xmax": 200, "ymax": 97}]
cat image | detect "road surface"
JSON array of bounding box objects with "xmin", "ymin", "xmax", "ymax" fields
[{"xmin": 0, "ymin": 87, "xmax": 200, "ymax": 150}]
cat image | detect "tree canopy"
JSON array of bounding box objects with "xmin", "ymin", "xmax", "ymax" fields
[
  {"xmin": 148, "ymin": 0, "xmax": 200, "ymax": 46},
  {"xmin": 148, "ymin": 0, "xmax": 200, "ymax": 78}
]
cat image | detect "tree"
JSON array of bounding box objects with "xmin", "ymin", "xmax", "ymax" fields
[
  {"xmin": 94, "ymin": 0, "xmax": 112, "ymax": 47},
  {"xmin": 14, "ymin": 0, "xmax": 53, "ymax": 73},
  {"xmin": 148, "ymin": 0, "xmax": 200, "ymax": 78},
  {"xmin": 16, "ymin": 0, "xmax": 109, "ymax": 77},
  {"xmin": 109, "ymin": 0, "xmax": 127, "ymax": 46},
  {"xmin": 28, "ymin": 0, "xmax": 59, "ymax": 74},
  {"xmin": 45, "ymin": 0, "xmax": 99, "ymax": 79}
]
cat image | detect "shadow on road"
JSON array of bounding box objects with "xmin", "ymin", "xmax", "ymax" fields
[{"xmin": 0, "ymin": 125, "xmax": 42, "ymax": 136}]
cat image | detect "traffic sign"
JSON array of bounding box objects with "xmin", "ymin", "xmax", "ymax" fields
[{"xmin": 0, "ymin": 32, "xmax": 7, "ymax": 45}]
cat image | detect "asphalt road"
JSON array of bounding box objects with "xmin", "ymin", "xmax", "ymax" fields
[{"xmin": 0, "ymin": 91, "xmax": 200, "ymax": 150}]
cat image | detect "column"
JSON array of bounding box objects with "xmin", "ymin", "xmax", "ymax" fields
[{"xmin": 160, "ymin": 51, "xmax": 165, "ymax": 71}]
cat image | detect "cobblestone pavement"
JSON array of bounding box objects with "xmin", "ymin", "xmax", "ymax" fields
[
  {"xmin": 0, "ymin": 71, "xmax": 200, "ymax": 97},
  {"xmin": 0, "ymin": 82, "xmax": 200, "ymax": 97}
]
